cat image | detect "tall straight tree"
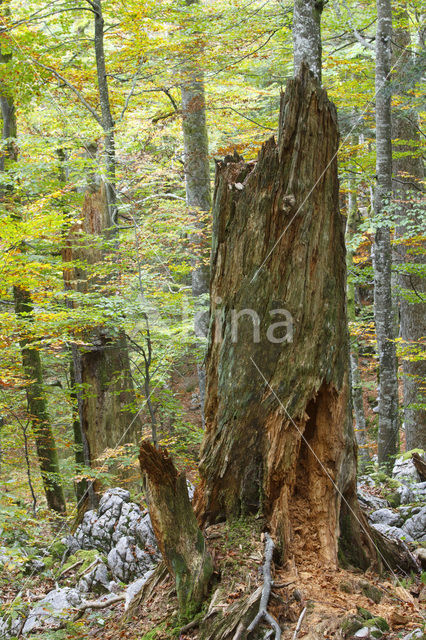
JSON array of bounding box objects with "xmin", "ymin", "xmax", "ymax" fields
[
  {"xmin": 373, "ymin": 0, "xmax": 399, "ymax": 470},
  {"xmin": 181, "ymin": 0, "xmax": 211, "ymax": 424},
  {"xmin": 346, "ymin": 180, "xmax": 369, "ymax": 470},
  {"xmin": 293, "ymin": 0, "xmax": 324, "ymax": 80},
  {"xmin": 392, "ymin": 9, "xmax": 425, "ymax": 451},
  {"xmin": 53, "ymin": 0, "xmax": 140, "ymax": 491},
  {"xmin": 0, "ymin": 23, "xmax": 66, "ymax": 513}
]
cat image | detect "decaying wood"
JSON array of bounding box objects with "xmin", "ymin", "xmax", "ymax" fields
[
  {"xmin": 138, "ymin": 440, "xmax": 213, "ymax": 620},
  {"xmin": 198, "ymin": 587, "xmax": 262, "ymax": 640},
  {"xmin": 411, "ymin": 452, "xmax": 426, "ymax": 481},
  {"xmin": 195, "ymin": 64, "xmax": 376, "ymax": 570},
  {"xmin": 245, "ymin": 534, "xmax": 281, "ymax": 639},
  {"xmin": 122, "ymin": 561, "xmax": 168, "ymax": 620}
]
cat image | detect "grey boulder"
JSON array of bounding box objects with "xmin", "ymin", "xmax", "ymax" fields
[
  {"xmin": 402, "ymin": 506, "xmax": 426, "ymax": 542},
  {"xmin": 22, "ymin": 587, "xmax": 82, "ymax": 634},
  {"xmin": 368, "ymin": 508, "xmax": 402, "ymax": 527},
  {"xmin": 370, "ymin": 522, "xmax": 414, "ymax": 544}
]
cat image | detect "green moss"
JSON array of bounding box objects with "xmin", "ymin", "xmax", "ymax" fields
[
  {"xmin": 359, "ymin": 582, "xmax": 383, "ymax": 603},
  {"xmin": 365, "ymin": 617, "xmax": 389, "ymax": 632},
  {"xmin": 341, "ymin": 616, "xmax": 364, "ymax": 637},
  {"xmin": 357, "ymin": 606, "xmax": 373, "ymax": 620}
]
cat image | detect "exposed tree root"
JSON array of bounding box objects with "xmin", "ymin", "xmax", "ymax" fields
[{"xmin": 244, "ymin": 534, "xmax": 281, "ymax": 639}]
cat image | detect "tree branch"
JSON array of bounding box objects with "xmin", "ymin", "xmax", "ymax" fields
[
  {"xmin": 245, "ymin": 534, "xmax": 281, "ymax": 639},
  {"xmin": 32, "ymin": 59, "xmax": 102, "ymax": 125}
]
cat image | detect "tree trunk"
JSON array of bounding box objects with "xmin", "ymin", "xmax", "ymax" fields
[
  {"xmin": 346, "ymin": 183, "xmax": 369, "ymax": 470},
  {"xmin": 293, "ymin": 0, "xmax": 323, "ymax": 80},
  {"xmin": 139, "ymin": 440, "xmax": 213, "ymax": 620},
  {"xmin": 14, "ymin": 287, "xmax": 66, "ymax": 514},
  {"xmin": 0, "ymin": 33, "xmax": 66, "ymax": 513},
  {"xmin": 392, "ymin": 10, "xmax": 425, "ymax": 451},
  {"xmin": 195, "ymin": 66, "xmax": 375, "ymax": 570},
  {"xmin": 93, "ymin": 0, "xmax": 116, "ymax": 225},
  {"xmin": 373, "ymin": 0, "xmax": 399, "ymax": 471},
  {"xmin": 63, "ymin": 178, "xmax": 139, "ymax": 478},
  {"xmin": 181, "ymin": 0, "xmax": 212, "ymax": 426},
  {"xmin": 69, "ymin": 355, "xmax": 88, "ymax": 504}
]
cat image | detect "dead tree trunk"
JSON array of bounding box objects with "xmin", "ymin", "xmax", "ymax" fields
[
  {"xmin": 139, "ymin": 440, "xmax": 213, "ymax": 620},
  {"xmin": 62, "ymin": 173, "xmax": 139, "ymax": 484},
  {"xmin": 195, "ymin": 65, "xmax": 375, "ymax": 569}
]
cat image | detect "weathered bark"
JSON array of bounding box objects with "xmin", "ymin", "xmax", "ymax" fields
[
  {"xmin": 63, "ymin": 179, "xmax": 139, "ymax": 475},
  {"xmin": 181, "ymin": 0, "xmax": 212, "ymax": 425},
  {"xmin": 195, "ymin": 66, "xmax": 375, "ymax": 569},
  {"xmin": 293, "ymin": 0, "xmax": 323, "ymax": 80},
  {"xmin": 374, "ymin": 0, "xmax": 399, "ymax": 471},
  {"xmin": 345, "ymin": 184, "xmax": 369, "ymax": 470},
  {"xmin": 411, "ymin": 452, "xmax": 426, "ymax": 481},
  {"xmin": 138, "ymin": 440, "xmax": 213, "ymax": 620},
  {"xmin": 392, "ymin": 11, "xmax": 426, "ymax": 451},
  {"xmin": 14, "ymin": 287, "xmax": 66, "ymax": 514}
]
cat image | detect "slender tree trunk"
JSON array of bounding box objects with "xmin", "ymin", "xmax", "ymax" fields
[
  {"xmin": 392, "ymin": 10, "xmax": 426, "ymax": 451},
  {"xmin": 181, "ymin": 0, "xmax": 211, "ymax": 426},
  {"xmin": 14, "ymin": 288, "xmax": 66, "ymax": 513},
  {"xmin": 373, "ymin": 0, "xmax": 399, "ymax": 471},
  {"xmin": 61, "ymin": 1, "xmax": 140, "ymax": 484},
  {"xmin": 69, "ymin": 356, "xmax": 88, "ymax": 504},
  {"xmin": 293, "ymin": 0, "xmax": 323, "ymax": 80},
  {"xmin": 195, "ymin": 67, "xmax": 376, "ymax": 570},
  {"xmin": 346, "ymin": 183, "xmax": 369, "ymax": 470},
  {"xmin": 0, "ymin": 35, "xmax": 66, "ymax": 513},
  {"xmin": 93, "ymin": 0, "xmax": 116, "ymax": 225}
]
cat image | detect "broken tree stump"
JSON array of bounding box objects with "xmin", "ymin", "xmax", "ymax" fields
[{"xmin": 138, "ymin": 440, "xmax": 213, "ymax": 620}]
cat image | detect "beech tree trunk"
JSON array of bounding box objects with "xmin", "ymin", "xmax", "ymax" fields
[
  {"xmin": 181, "ymin": 0, "xmax": 212, "ymax": 426},
  {"xmin": 392, "ymin": 11, "xmax": 426, "ymax": 451},
  {"xmin": 346, "ymin": 183, "xmax": 369, "ymax": 470},
  {"xmin": 195, "ymin": 66, "xmax": 375, "ymax": 569},
  {"xmin": 139, "ymin": 440, "xmax": 213, "ymax": 620},
  {"xmin": 14, "ymin": 287, "xmax": 66, "ymax": 514},
  {"xmin": 374, "ymin": 0, "xmax": 399, "ymax": 470},
  {"xmin": 0, "ymin": 32, "xmax": 65, "ymax": 513},
  {"xmin": 293, "ymin": 0, "xmax": 323, "ymax": 80}
]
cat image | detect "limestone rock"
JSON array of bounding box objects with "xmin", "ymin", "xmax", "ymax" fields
[
  {"xmin": 64, "ymin": 488, "xmax": 159, "ymax": 584},
  {"xmin": 402, "ymin": 505, "xmax": 426, "ymax": 541},
  {"xmin": 370, "ymin": 522, "xmax": 414, "ymax": 544},
  {"xmin": 368, "ymin": 508, "xmax": 402, "ymax": 527},
  {"xmin": 22, "ymin": 587, "xmax": 82, "ymax": 634}
]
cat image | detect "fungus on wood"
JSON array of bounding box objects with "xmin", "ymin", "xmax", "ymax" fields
[{"xmin": 138, "ymin": 440, "xmax": 213, "ymax": 620}]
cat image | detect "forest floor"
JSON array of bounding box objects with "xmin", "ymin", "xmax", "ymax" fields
[{"xmin": 0, "ymin": 365, "xmax": 425, "ymax": 639}]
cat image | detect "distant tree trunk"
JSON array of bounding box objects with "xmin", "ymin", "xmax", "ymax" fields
[
  {"xmin": 61, "ymin": 0, "xmax": 140, "ymax": 490},
  {"xmin": 14, "ymin": 287, "xmax": 66, "ymax": 514},
  {"xmin": 293, "ymin": 0, "xmax": 323, "ymax": 80},
  {"xmin": 69, "ymin": 356, "xmax": 88, "ymax": 504},
  {"xmin": 93, "ymin": 0, "xmax": 116, "ymax": 225},
  {"xmin": 346, "ymin": 183, "xmax": 369, "ymax": 470},
  {"xmin": 195, "ymin": 66, "xmax": 375, "ymax": 570},
  {"xmin": 139, "ymin": 440, "xmax": 213, "ymax": 620},
  {"xmin": 181, "ymin": 0, "xmax": 211, "ymax": 426},
  {"xmin": 0, "ymin": 38, "xmax": 66, "ymax": 513},
  {"xmin": 373, "ymin": 0, "xmax": 399, "ymax": 470},
  {"xmin": 392, "ymin": 10, "xmax": 426, "ymax": 451},
  {"xmin": 62, "ymin": 175, "xmax": 139, "ymax": 480}
]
